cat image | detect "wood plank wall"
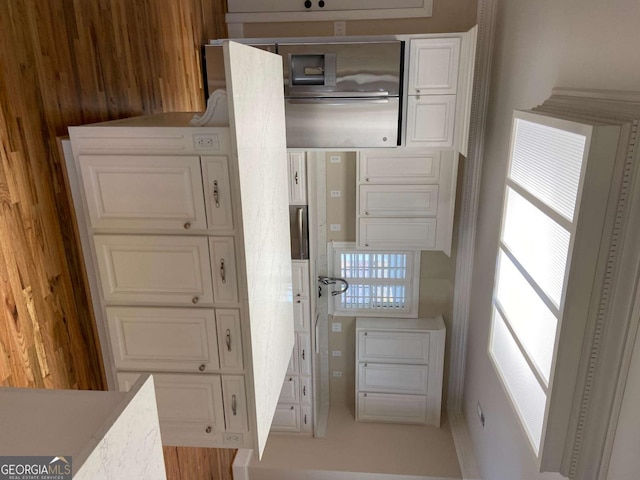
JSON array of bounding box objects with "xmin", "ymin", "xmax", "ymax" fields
[{"xmin": 0, "ymin": 0, "xmax": 234, "ymax": 478}]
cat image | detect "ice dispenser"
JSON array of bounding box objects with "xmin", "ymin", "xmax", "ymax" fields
[{"xmin": 289, "ymin": 53, "xmax": 336, "ymax": 87}]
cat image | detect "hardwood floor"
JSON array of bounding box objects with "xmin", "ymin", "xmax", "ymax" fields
[{"xmin": 0, "ymin": 0, "xmax": 235, "ymax": 477}]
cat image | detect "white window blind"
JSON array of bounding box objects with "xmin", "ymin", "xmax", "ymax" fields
[{"xmin": 329, "ymin": 243, "xmax": 420, "ymax": 317}]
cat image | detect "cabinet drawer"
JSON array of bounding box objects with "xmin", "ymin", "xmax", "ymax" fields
[
  {"xmin": 202, "ymin": 156, "xmax": 234, "ymax": 231},
  {"xmin": 358, "ymin": 152, "xmax": 441, "ymax": 184},
  {"xmin": 291, "ymin": 260, "xmax": 310, "ymax": 298},
  {"xmin": 358, "ymin": 217, "xmax": 436, "ymax": 250},
  {"xmin": 216, "ymin": 309, "xmax": 243, "ymax": 370},
  {"xmin": 278, "ymin": 376, "xmax": 300, "ymax": 403},
  {"xmin": 406, "ymin": 95, "xmax": 456, "ymax": 148},
  {"xmin": 293, "ymin": 297, "xmax": 310, "ymax": 332},
  {"xmin": 358, "ymin": 330, "xmax": 430, "ymax": 364},
  {"xmin": 107, "ymin": 307, "xmax": 219, "ymax": 372},
  {"xmin": 221, "ymin": 375, "xmax": 249, "ymax": 432},
  {"xmin": 117, "ymin": 372, "xmax": 225, "ymax": 442},
  {"xmin": 300, "ymin": 376, "xmax": 312, "ymax": 405},
  {"xmin": 359, "ymin": 363, "xmax": 429, "ymax": 395},
  {"xmin": 359, "ymin": 185, "xmax": 439, "ymax": 217},
  {"xmin": 79, "ymin": 155, "xmax": 207, "ymax": 231},
  {"xmin": 357, "ymin": 392, "xmax": 427, "ymax": 424},
  {"xmin": 271, "ymin": 404, "xmax": 301, "ymax": 432},
  {"xmin": 408, "ymin": 37, "xmax": 461, "ymax": 95},
  {"xmin": 301, "ymin": 405, "xmax": 312, "ymax": 433},
  {"xmin": 288, "ymin": 152, "xmax": 307, "ymax": 205},
  {"xmin": 209, "ymin": 237, "xmax": 239, "ymax": 304},
  {"xmin": 297, "ymin": 333, "xmax": 311, "ymax": 375},
  {"xmin": 94, "ymin": 235, "xmax": 214, "ymax": 306},
  {"xmin": 287, "ymin": 341, "xmax": 299, "ymax": 374}
]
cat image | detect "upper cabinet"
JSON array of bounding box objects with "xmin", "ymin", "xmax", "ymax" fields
[
  {"xmin": 287, "ymin": 152, "xmax": 307, "ymax": 205},
  {"xmin": 408, "ymin": 38, "xmax": 460, "ymax": 95}
]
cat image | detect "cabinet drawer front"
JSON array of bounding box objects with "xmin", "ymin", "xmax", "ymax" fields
[
  {"xmin": 297, "ymin": 333, "xmax": 311, "ymax": 375},
  {"xmin": 301, "ymin": 405, "xmax": 312, "ymax": 433},
  {"xmin": 358, "ymin": 331, "xmax": 430, "ymax": 364},
  {"xmin": 117, "ymin": 372, "xmax": 225, "ymax": 436},
  {"xmin": 358, "ymin": 217, "xmax": 436, "ymax": 250},
  {"xmin": 209, "ymin": 237, "xmax": 239, "ymax": 304},
  {"xmin": 406, "ymin": 95, "xmax": 456, "ymax": 148},
  {"xmin": 216, "ymin": 309, "xmax": 244, "ymax": 370},
  {"xmin": 202, "ymin": 156, "xmax": 234, "ymax": 231},
  {"xmin": 271, "ymin": 404, "xmax": 301, "ymax": 432},
  {"xmin": 359, "ymin": 363, "xmax": 429, "ymax": 395},
  {"xmin": 107, "ymin": 307, "xmax": 219, "ymax": 372},
  {"xmin": 222, "ymin": 375, "xmax": 249, "ymax": 433},
  {"xmin": 291, "ymin": 260, "xmax": 310, "ymax": 298},
  {"xmin": 299, "ymin": 376, "xmax": 312, "ymax": 405},
  {"xmin": 79, "ymin": 155, "xmax": 207, "ymax": 231},
  {"xmin": 278, "ymin": 376, "xmax": 300, "ymax": 403},
  {"xmin": 360, "ymin": 185, "xmax": 439, "ymax": 217},
  {"xmin": 94, "ymin": 235, "xmax": 214, "ymax": 306},
  {"xmin": 288, "ymin": 152, "xmax": 307, "ymax": 205},
  {"xmin": 293, "ymin": 297, "xmax": 311, "ymax": 331},
  {"xmin": 409, "ymin": 37, "xmax": 461, "ymax": 95},
  {"xmin": 357, "ymin": 392, "xmax": 427, "ymax": 424},
  {"xmin": 287, "ymin": 342, "xmax": 299, "ymax": 374},
  {"xmin": 359, "ymin": 152, "xmax": 441, "ymax": 184}
]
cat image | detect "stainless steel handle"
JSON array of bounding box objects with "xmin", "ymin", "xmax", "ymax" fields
[
  {"xmin": 226, "ymin": 329, "xmax": 231, "ymax": 352},
  {"xmin": 192, "ymin": 296, "xmax": 199, "ymax": 304},
  {"xmin": 232, "ymin": 395, "xmax": 237, "ymax": 416},
  {"xmin": 296, "ymin": 207, "xmax": 305, "ymax": 259},
  {"xmin": 199, "ymin": 364, "xmax": 205, "ymax": 371},
  {"xmin": 184, "ymin": 222, "xmax": 191, "ymax": 229},
  {"xmin": 213, "ymin": 180, "xmax": 220, "ymax": 208},
  {"xmin": 205, "ymin": 426, "xmax": 212, "ymax": 433},
  {"xmin": 295, "ymin": 171, "xmax": 299, "ymax": 185},
  {"xmin": 288, "ymin": 98, "xmax": 390, "ymax": 106},
  {"xmin": 220, "ymin": 259, "xmax": 226, "ymax": 284},
  {"xmin": 288, "ymin": 90, "xmax": 390, "ymax": 99}
]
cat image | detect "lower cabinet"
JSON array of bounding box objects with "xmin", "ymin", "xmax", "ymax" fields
[
  {"xmin": 357, "ymin": 392, "xmax": 429, "ymax": 424},
  {"xmin": 271, "ymin": 404, "xmax": 313, "ymax": 433}
]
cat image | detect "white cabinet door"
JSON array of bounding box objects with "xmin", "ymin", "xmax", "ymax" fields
[
  {"xmin": 299, "ymin": 376, "xmax": 312, "ymax": 405},
  {"xmin": 94, "ymin": 235, "xmax": 214, "ymax": 306},
  {"xmin": 359, "ymin": 151, "xmax": 441, "ymax": 184},
  {"xmin": 79, "ymin": 155, "xmax": 207, "ymax": 231},
  {"xmin": 358, "ymin": 330, "xmax": 431, "ymax": 364},
  {"xmin": 409, "ymin": 37, "xmax": 460, "ymax": 95},
  {"xmin": 406, "ymin": 95, "xmax": 456, "ymax": 148},
  {"xmin": 359, "ymin": 363, "xmax": 429, "ymax": 395},
  {"xmin": 278, "ymin": 376, "xmax": 300, "ymax": 403},
  {"xmin": 357, "ymin": 392, "xmax": 427, "ymax": 424},
  {"xmin": 228, "ymin": 0, "xmax": 430, "ymax": 14},
  {"xmin": 107, "ymin": 307, "xmax": 219, "ymax": 372},
  {"xmin": 222, "ymin": 375, "xmax": 249, "ymax": 432},
  {"xmin": 358, "ymin": 217, "xmax": 437, "ymax": 250},
  {"xmin": 301, "ymin": 405, "xmax": 312, "ymax": 433},
  {"xmin": 118, "ymin": 372, "xmax": 226, "ymax": 444},
  {"xmin": 209, "ymin": 237, "xmax": 239, "ymax": 304},
  {"xmin": 359, "ymin": 185, "xmax": 439, "ymax": 217},
  {"xmin": 298, "ymin": 333, "xmax": 311, "ymax": 375},
  {"xmin": 287, "ymin": 341, "xmax": 299, "ymax": 374},
  {"xmin": 271, "ymin": 404, "xmax": 301, "ymax": 432},
  {"xmin": 293, "ymin": 297, "xmax": 311, "ymax": 332},
  {"xmin": 291, "ymin": 260, "xmax": 310, "ymax": 299},
  {"xmin": 202, "ymin": 156, "xmax": 234, "ymax": 232},
  {"xmin": 288, "ymin": 152, "xmax": 307, "ymax": 205},
  {"xmin": 216, "ymin": 309, "xmax": 244, "ymax": 370}
]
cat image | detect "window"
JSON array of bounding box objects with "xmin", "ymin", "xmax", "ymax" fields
[{"xmin": 328, "ymin": 242, "xmax": 420, "ymax": 317}]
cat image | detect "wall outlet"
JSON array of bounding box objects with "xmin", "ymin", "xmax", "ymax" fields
[
  {"xmin": 193, "ymin": 134, "xmax": 219, "ymax": 151},
  {"xmin": 334, "ymin": 21, "xmax": 346, "ymax": 36},
  {"xmin": 223, "ymin": 433, "xmax": 244, "ymax": 445},
  {"xmin": 331, "ymin": 322, "xmax": 342, "ymax": 333},
  {"xmin": 330, "ymin": 190, "xmax": 342, "ymax": 197},
  {"xmin": 330, "ymin": 224, "xmax": 341, "ymax": 231},
  {"xmin": 332, "ymin": 371, "xmax": 343, "ymax": 377},
  {"xmin": 332, "ymin": 350, "xmax": 342, "ymax": 357},
  {"xmin": 477, "ymin": 401, "xmax": 486, "ymax": 428},
  {"xmin": 329, "ymin": 155, "xmax": 342, "ymax": 163}
]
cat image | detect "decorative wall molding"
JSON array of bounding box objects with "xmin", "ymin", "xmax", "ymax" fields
[{"xmin": 449, "ymin": 410, "xmax": 482, "ymax": 480}]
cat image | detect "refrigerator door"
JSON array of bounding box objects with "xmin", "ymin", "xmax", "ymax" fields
[{"xmin": 285, "ymin": 96, "xmax": 400, "ymax": 148}]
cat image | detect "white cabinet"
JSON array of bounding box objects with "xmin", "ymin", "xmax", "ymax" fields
[
  {"xmin": 292, "ymin": 297, "xmax": 311, "ymax": 331},
  {"xmin": 356, "ymin": 151, "xmax": 458, "ymax": 255},
  {"xmin": 406, "ymin": 95, "xmax": 457, "ymax": 148},
  {"xmin": 408, "ymin": 37, "xmax": 460, "ymax": 95},
  {"xmin": 288, "ymin": 152, "xmax": 307, "ymax": 205},
  {"xmin": 355, "ymin": 317, "xmax": 445, "ymax": 426},
  {"xmin": 271, "ymin": 404, "xmax": 301, "ymax": 432},
  {"xmin": 67, "ymin": 42, "xmax": 294, "ymax": 458},
  {"xmin": 291, "ymin": 260, "xmax": 310, "ymax": 298}
]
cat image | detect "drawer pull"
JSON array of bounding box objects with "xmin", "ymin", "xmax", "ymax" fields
[
  {"xmin": 295, "ymin": 171, "xmax": 299, "ymax": 185},
  {"xmin": 364, "ymin": 363, "xmax": 367, "ymax": 367},
  {"xmin": 296, "ymin": 300, "xmax": 301, "ymax": 304},
  {"xmin": 365, "ymin": 211, "xmax": 369, "ymax": 215},
  {"xmin": 303, "ymin": 385, "xmax": 306, "ymax": 396},
  {"xmin": 226, "ymin": 329, "xmax": 232, "ymax": 351},
  {"xmin": 199, "ymin": 364, "xmax": 206, "ymax": 372},
  {"xmin": 213, "ymin": 180, "xmax": 220, "ymax": 208},
  {"xmin": 364, "ymin": 332, "xmax": 368, "ymax": 336},
  {"xmin": 301, "ymin": 349, "xmax": 306, "ymax": 361},
  {"xmin": 192, "ymin": 296, "xmax": 199, "ymax": 304},
  {"xmin": 220, "ymin": 259, "xmax": 226, "ymax": 284},
  {"xmin": 205, "ymin": 426, "xmax": 212, "ymax": 433},
  {"xmin": 304, "ymin": 414, "xmax": 308, "ymax": 425},
  {"xmin": 184, "ymin": 222, "xmax": 191, "ymax": 230},
  {"xmin": 290, "ymin": 406, "xmax": 295, "ymax": 410},
  {"xmin": 364, "ymin": 393, "xmax": 368, "ymax": 397},
  {"xmin": 232, "ymin": 395, "xmax": 237, "ymax": 416},
  {"xmin": 365, "ymin": 177, "xmax": 370, "ymax": 182}
]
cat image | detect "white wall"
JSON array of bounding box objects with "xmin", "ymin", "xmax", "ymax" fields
[{"xmin": 464, "ymin": 1, "xmax": 640, "ymax": 479}]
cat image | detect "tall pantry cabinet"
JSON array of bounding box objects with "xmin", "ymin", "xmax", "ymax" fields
[{"xmin": 66, "ymin": 42, "xmax": 294, "ymax": 459}]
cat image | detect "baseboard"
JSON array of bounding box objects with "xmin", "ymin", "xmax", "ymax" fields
[
  {"xmin": 448, "ymin": 409, "xmax": 482, "ymax": 480},
  {"xmin": 232, "ymin": 449, "xmax": 253, "ymax": 480}
]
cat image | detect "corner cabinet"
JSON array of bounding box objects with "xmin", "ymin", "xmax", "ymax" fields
[
  {"xmin": 66, "ymin": 42, "xmax": 294, "ymax": 459},
  {"xmin": 355, "ymin": 317, "xmax": 445, "ymax": 427}
]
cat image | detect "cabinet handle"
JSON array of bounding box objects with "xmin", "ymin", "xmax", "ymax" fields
[
  {"xmin": 205, "ymin": 426, "xmax": 212, "ymax": 433},
  {"xmin": 199, "ymin": 364, "xmax": 206, "ymax": 372},
  {"xmin": 289, "ymin": 377, "xmax": 293, "ymax": 382},
  {"xmin": 295, "ymin": 171, "xmax": 299, "ymax": 185},
  {"xmin": 192, "ymin": 296, "xmax": 199, "ymax": 304},
  {"xmin": 365, "ymin": 211, "xmax": 369, "ymax": 215},
  {"xmin": 301, "ymin": 349, "xmax": 306, "ymax": 361},
  {"xmin": 296, "ymin": 300, "xmax": 301, "ymax": 304},
  {"xmin": 232, "ymin": 394, "xmax": 237, "ymax": 416},
  {"xmin": 296, "ymin": 293, "xmax": 301, "ymax": 297},
  {"xmin": 220, "ymin": 259, "xmax": 226, "ymax": 284},
  {"xmin": 213, "ymin": 180, "xmax": 220, "ymax": 208},
  {"xmin": 226, "ymin": 329, "xmax": 232, "ymax": 352},
  {"xmin": 290, "ymin": 406, "xmax": 295, "ymax": 410},
  {"xmin": 365, "ymin": 243, "xmax": 369, "ymax": 247},
  {"xmin": 303, "ymin": 385, "xmax": 306, "ymax": 396},
  {"xmin": 365, "ymin": 177, "xmax": 370, "ymax": 182},
  {"xmin": 364, "ymin": 363, "xmax": 367, "ymax": 367},
  {"xmin": 364, "ymin": 332, "xmax": 368, "ymax": 336},
  {"xmin": 304, "ymin": 414, "xmax": 308, "ymax": 424},
  {"xmin": 184, "ymin": 222, "xmax": 191, "ymax": 230},
  {"xmin": 364, "ymin": 393, "xmax": 368, "ymax": 397}
]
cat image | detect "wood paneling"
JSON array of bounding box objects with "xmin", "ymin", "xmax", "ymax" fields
[
  {"xmin": 164, "ymin": 447, "xmax": 235, "ymax": 480},
  {"xmin": 0, "ymin": 0, "xmax": 235, "ymax": 477}
]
